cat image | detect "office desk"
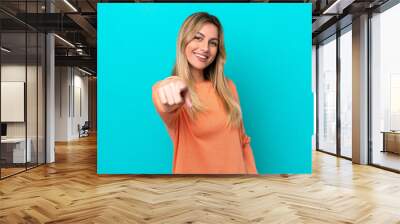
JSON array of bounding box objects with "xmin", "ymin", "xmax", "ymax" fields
[
  {"xmin": 1, "ymin": 138, "xmax": 32, "ymax": 163},
  {"xmin": 381, "ymin": 131, "xmax": 400, "ymax": 154}
]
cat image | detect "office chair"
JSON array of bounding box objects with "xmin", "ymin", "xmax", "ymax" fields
[{"xmin": 79, "ymin": 121, "xmax": 90, "ymax": 138}]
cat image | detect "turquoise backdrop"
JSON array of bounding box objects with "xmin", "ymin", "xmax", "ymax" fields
[{"xmin": 98, "ymin": 3, "xmax": 313, "ymax": 174}]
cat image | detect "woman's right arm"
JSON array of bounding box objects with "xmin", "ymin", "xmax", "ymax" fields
[{"xmin": 152, "ymin": 76, "xmax": 191, "ymax": 128}]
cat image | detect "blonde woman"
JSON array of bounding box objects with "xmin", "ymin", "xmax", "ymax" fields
[{"xmin": 152, "ymin": 12, "xmax": 258, "ymax": 174}]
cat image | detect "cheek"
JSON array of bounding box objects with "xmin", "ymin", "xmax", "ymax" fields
[
  {"xmin": 184, "ymin": 46, "xmax": 191, "ymax": 59},
  {"xmin": 185, "ymin": 43, "xmax": 195, "ymax": 59},
  {"xmin": 209, "ymin": 48, "xmax": 218, "ymax": 61}
]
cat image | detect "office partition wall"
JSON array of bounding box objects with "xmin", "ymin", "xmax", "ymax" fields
[
  {"xmin": 0, "ymin": 31, "xmax": 28, "ymax": 177},
  {"xmin": 0, "ymin": 1, "xmax": 47, "ymax": 179}
]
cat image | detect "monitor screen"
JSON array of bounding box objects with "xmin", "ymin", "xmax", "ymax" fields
[{"xmin": 1, "ymin": 123, "xmax": 7, "ymax": 137}]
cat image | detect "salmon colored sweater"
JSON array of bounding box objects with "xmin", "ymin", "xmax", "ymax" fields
[{"xmin": 152, "ymin": 79, "xmax": 258, "ymax": 174}]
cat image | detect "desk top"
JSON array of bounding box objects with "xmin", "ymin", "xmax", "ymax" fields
[
  {"xmin": 1, "ymin": 138, "xmax": 30, "ymax": 143},
  {"xmin": 381, "ymin": 131, "xmax": 400, "ymax": 134}
]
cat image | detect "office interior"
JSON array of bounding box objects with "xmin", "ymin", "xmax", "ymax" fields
[
  {"xmin": 0, "ymin": 0, "xmax": 399, "ymax": 222},
  {"xmin": 0, "ymin": 0, "xmax": 97, "ymax": 179},
  {"xmin": 313, "ymin": 0, "xmax": 400, "ymax": 172}
]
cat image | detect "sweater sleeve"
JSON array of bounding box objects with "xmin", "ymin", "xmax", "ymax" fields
[
  {"xmin": 228, "ymin": 80, "xmax": 258, "ymax": 174},
  {"xmin": 152, "ymin": 80, "xmax": 182, "ymax": 129},
  {"xmin": 239, "ymin": 123, "xmax": 258, "ymax": 174}
]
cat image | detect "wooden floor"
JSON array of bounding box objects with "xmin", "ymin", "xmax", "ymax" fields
[
  {"xmin": 1, "ymin": 163, "xmax": 45, "ymax": 178},
  {"xmin": 1, "ymin": 135, "xmax": 400, "ymax": 223},
  {"xmin": 0, "ymin": 167, "xmax": 26, "ymax": 178},
  {"xmin": 373, "ymin": 150, "xmax": 400, "ymax": 171}
]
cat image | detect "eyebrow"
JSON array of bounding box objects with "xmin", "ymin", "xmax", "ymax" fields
[{"xmin": 196, "ymin": 32, "xmax": 219, "ymax": 42}]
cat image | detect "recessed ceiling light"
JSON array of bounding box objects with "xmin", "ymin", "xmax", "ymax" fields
[
  {"xmin": 77, "ymin": 67, "xmax": 93, "ymax": 76},
  {"xmin": 54, "ymin": 34, "xmax": 75, "ymax": 48},
  {"xmin": 322, "ymin": 0, "xmax": 354, "ymax": 15},
  {"xmin": 1, "ymin": 47, "xmax": 11, "ymax": 53},
  {"xmin": 63, "ymin": 0, "xmax": 78, "ymax": 12}
]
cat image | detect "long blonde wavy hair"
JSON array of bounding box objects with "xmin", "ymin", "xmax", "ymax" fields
[{"xmin": 171, "ymin": 12, "xmax": 242, "ymax": 127}]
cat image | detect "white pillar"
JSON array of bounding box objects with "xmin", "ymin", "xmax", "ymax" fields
[{"xmin": 46, "ymin": 1, "xmax": 55, "ymax": 163}]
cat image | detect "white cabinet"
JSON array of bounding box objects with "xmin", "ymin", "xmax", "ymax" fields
[{"xmin": 1, "ymin": 138, "xmax": 32, "ymax": 163}]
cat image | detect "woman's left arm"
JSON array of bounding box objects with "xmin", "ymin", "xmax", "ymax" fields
[{"xmin": 240, "ymin": 124, "xmax": 258, "ymax": 174}]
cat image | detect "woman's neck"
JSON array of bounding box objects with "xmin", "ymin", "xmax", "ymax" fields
[{"xmin": 191, "ymin": 68, "xmax": 205, "ymax": 83}]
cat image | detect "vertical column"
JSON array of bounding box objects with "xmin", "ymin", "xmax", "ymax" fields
[
  {"xmin": 46, "ymin": 0, "xmax": 55, "ymax": 163},
  {"xmin": 352, "ymin": 14, "xmax": 369, "ymax": 164},
  {"xmin": 312, "ymin": 45, "xmax": 317, "ymax": 151},
  {"xmin": 336, "ymin": 29, "xmax": 341, "ymax": 156}
]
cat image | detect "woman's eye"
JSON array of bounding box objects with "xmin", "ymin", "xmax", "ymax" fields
[
  {"xmin": 194, "ymin": 36, "xmax": 202, "ymax": 41},
  {"xmin": 210, "ymin": 42, "xmax": 218, "ymax": 47}
]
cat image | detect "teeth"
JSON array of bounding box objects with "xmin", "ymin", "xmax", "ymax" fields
[{"xmin": 194, "ymin": 53, "xmax": 208, "ymax": 59}]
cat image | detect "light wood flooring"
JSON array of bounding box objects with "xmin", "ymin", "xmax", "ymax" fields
[
  {"xmin": 1, "ymin": 167, "xmax": 26, "ymax": 178},
  {"xmin": 372, "ymin": 150, "xmax": 400, "ymax": 171},
  {"xmin": 1, "ymin": 163, "xmax": 45, "ymax": 178},
  {"xmin": 0, "ymin": 135, "xmax": 400, "ymax": 223}
]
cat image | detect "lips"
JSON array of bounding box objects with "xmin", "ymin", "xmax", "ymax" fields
[{"xmin": 193, "ymin": 52, "xmax": 209, "ymax": 62}]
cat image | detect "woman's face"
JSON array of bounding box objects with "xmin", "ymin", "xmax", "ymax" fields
[{"xmin": 185, "ymin": 23, "xmax": 219, "ymax": 72}]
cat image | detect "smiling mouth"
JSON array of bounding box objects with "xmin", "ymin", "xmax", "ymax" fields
[{"xmin": 193, "ymin": 52, "xmax": 209, "ymax": 62}]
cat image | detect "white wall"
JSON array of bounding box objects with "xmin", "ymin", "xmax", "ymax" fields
[
  {"xmin": 1, "ymin": 63, "xmax": 46, "ymax": 164},
  {"xmin": 1, "ymin": 65, "xmax": 40, "ymax": 137},
  {"xmin": 1, "ymin": 65, "xmax": 26, "ymax": 136},
  {"xmin": 55, "ymin": 66, "xmax": 70, "ymax": 141},
  {"xmin": 73, "ymin": 73, "xmax": 89, "ymax": 138},
  {"xmin": 55, "ymin": 67, "xmax": 89, "ymax": 141}
]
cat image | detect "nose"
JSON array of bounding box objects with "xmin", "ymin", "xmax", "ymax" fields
[{"xmin": 199, "ymin": 40, "xmax": 209, "ymax": 52}]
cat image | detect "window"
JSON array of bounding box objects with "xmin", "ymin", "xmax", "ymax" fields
[
  {"xmin": 339, "ymin": 27, "xmax": 352, "ymax": 158},
  {"xmin": 371, "ymin": 2, "xmax": 400, "ymax": 171},
  {"xmin": 317, "ymin": 35, "xmax": 337, "ymax": 154}
]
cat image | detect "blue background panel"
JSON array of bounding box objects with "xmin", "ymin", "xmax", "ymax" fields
[{"xmin": 98, "ymin": 3, "xmax": 313, "ymax": 174}]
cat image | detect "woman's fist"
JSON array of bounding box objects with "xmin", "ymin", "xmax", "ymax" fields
[{"xmin": 157, "ymin": 76, "xmax": 192, "ymax": 112}]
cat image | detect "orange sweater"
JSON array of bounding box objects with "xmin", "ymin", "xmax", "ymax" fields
[{"xmin": 152, "ymin": 79, "xmax": 258, "ymax": 174}]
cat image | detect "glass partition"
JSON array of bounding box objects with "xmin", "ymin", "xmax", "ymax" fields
[
  {"xmin": 27, "ymin": 30, "xmax": 38, "ymax": 169},
  {"xmin": 371, "ymin": 3, "xmax": 400, "ymax": 171},
  {"xmin": 1, "ymin": 31, "xmax": 28, "ymax": 177},
  {"xmin": 339, "ymin": 27, "xmax": 352, "ymax": 158},
  {"xmin": 317, "ymin": 35, "xmax": 337, "ymax": 154},
  {"xmin": 0, "ymin": 1, "xmax": 46, "ymax": 179},
  {"xmin": 38, "ymin": 32, "xmax": 45, "ymax": 165}
]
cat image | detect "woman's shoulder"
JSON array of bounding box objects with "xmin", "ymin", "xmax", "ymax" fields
[
  {"xmin": 226, "ymin": 78, "xmax": 238, "ymax": 93},
  {"xmin": 226, "ymin": 78, "xmax": 240, "ymax": 101}
]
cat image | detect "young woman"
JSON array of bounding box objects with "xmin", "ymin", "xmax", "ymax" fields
[{"xmin": 152, "ymin": 12, "xmax": 258, "ymax": 174}]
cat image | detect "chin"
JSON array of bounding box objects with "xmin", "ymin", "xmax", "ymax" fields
[
  {"xmin": 192, "ymin": 65, "xmax": 207, "ymax": 70},
  {"xmin": 189, "ymin": 60, "xmax": 211, "ymax": 71},
  {"xmin": 188, "ymin": 63, "xmax": 206, "ymax": 71}
]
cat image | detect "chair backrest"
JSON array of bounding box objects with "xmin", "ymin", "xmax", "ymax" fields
[{"xmin": 82, "ymin": 121, "xmax": 90, "ymax": 129}]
